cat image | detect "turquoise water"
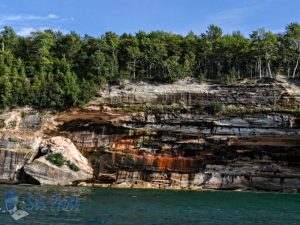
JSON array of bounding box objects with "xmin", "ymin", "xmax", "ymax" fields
[{"xmin": 0, "ymin": 185, "xmax": 299, "ymax": 225}]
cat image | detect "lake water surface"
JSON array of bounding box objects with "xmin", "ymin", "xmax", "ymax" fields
[{"xmin": 0, "ymin": 185, "xmax": 299, "ymax": 225}]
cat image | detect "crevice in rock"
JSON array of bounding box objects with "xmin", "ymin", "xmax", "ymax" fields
[
  {"xmin": 32, "ymin": 144, "xmax": 52, "ymax": 161},
  {"xmin": 16, "ymin": 167, "xmax": 40, "ymax": 185}
]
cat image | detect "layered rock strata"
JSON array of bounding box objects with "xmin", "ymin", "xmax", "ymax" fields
[{"xmin": 0, "ymin": 77, "xmax": 299, "ymax": 192}]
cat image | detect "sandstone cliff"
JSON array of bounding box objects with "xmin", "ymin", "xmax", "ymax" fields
[
  {"xmin": 0, "ymin": 108, "xmax": 93, "ymax": 185},
  {"xmin": 0, "ymin": 77, "xmax": 299, "ymax": 192},
  {"xmin": 24, "ymin": 137, "xmax": 93, "ymax": 185}
]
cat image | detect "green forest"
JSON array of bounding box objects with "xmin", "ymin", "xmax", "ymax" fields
[{"xmin": 0, "ymin": 23, "xmax": 300, "ymax": 109}]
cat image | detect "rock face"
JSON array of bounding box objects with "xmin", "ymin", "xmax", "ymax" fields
[
  {"xmin": 24, "ymin": 137, "xmax": 93, "ymax": 185},
  {"xmin": 97, "ymin": 79, "xmax": 291, "ymax": 108},
  {"xmin": 0, "ymin": 149, "xmax": 35, "ymax": 182},
  {"xmin": 72, "ymin": 78, "xmax": 300, "ymax": 192},
  {"xmin": 0, "ymin": 108, "xmax": 93, "ymax": 186},
  {"xmin": 0, "ymin": 77, "xmax": 300, "ymax": 191}
]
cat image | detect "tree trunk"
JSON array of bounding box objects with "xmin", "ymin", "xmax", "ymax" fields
[
  {"xmin": 267, "ymin": 61, "xmax": 272, "ymax": 78},
  {"xmin": 292, "ymin": 54, "xmax": 300, "ymax": 78},
  {"xmin": 258, "ymin": 58, "xmax": 262, "ymax": 79},
  {"xmin": 133, "ymin": 59, "xmax": 136, "ymax": 80}
]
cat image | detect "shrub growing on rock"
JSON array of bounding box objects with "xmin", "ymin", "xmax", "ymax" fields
[
  {"xmin": 67, "ymin": 161, "xmax": 80, "ymax": 172},
  {"xmin": 46, "ymin": 153, "xmax": 65, "ymax": 167},
  {"xmin": 203, "ymin": 102, "xmax": 223, "ymax": 115},
  {"xmin": 0, "ymin": 119, "xmax": 5, "ymax": 128},
  {"xmin": 46, "ymin": 153, "xmax": 80, "ymax": 172},
  {"xmin": 194, "ymin": 102, "xmax": 223, "ymax": 115}
]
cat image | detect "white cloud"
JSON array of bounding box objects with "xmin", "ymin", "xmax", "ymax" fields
[
  {"xmin": 16, "ymin": 26, "xmax": 69, "ymax": 36},
  {"xmin": 0, "ymin": 14, "xmax": 59, "ymax": 24},
  {"xmin": 47, "ymin": 14, "xmax": 58, "ymax": 19},
  {"xmin": 0, "ymin": 13, "xmax": 73, "ymax": 36},
  {"xmin": 16, "ymin": 27, "xmax": 38, "ymax": 36}
]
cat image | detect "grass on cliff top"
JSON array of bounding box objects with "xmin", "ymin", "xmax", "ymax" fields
[
  {"xmin": 122, "ymin": 102, "xmax": 224, "ymax": 116},
  {"xmin": 122, "ymin": 103, "xmax": 184, "ymax": 114},
  {"xmin": 192, "ymin": 102, "xmax": 223, "ymax": 115},
  {"xmin": 121, "ymin": 100, "xmax": 300, "ymax": 117},
  {"xmin": 281, "ymin": 108, "xmax": 300, "ymax": 117},
  {"xmin": 46, "ymin": 153, "xmax": 80, "ymax": 172},
  {"xmin": 218, "ymin": 106, "xmax": 300, "ymax": 117},
  {"xmin": 219, "ymin": 107, "xmax": 273, "ymax": 115}
]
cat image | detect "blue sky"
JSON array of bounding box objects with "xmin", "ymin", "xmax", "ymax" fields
[{"xmin": 0, "ymin": 0, "xmax": 299, "ymax": 37}]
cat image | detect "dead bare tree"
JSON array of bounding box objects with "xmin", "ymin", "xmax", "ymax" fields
[{"xmin": 291, "ymin": 39, "xmax": 300, "ymax": 78}]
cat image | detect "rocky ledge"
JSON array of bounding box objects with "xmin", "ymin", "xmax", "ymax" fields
[{"xmin": 0, "ymin": 77, "xmax": 299, "ymax": 192}]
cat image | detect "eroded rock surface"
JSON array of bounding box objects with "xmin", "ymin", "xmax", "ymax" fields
[
  {"xmin": 0, "ymin": 149, "xmax": 35, "ymax": 182},
  {"xmin": 24, "ymin": 137, "xmax": 93, "ymax": 185},
  {"xmin": 0, "ymin": 110, "xmax": 93, "ymax": 185},
  {"xmin": 74, "ymin": 78, "xmax": 300, "ymax": 192},
  {"xmin": 0, "ymin": 78, "xmax": 300, "ymax": 191}
]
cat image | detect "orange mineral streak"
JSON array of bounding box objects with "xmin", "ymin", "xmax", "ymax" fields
[
  {"xmin": 113, "ymin": 139, "xmax": 135, "ymax": 151},
  {"xmin": 144, "ymin": 153, "xmax": 156, "ymax": 167},
  {"xmin": 157, "ymin": 156, "xmax": 174, "ymax": 171},
  {"xmin": 143, "ymin": 155, "xmax": 197, "ymax": 172},
  {"xmin": 56, "ymin": 109, "xmax": 123, "ymax": 124}
]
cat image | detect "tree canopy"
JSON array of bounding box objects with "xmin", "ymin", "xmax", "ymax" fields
[{"xmin": 0, "ymin": 23, "xmax": 299, "ymax": 109}]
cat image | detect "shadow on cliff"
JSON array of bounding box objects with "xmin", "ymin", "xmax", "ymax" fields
[
  {"xmin": 288, "ymin": 77, "xmax": 300, "ymax": 87},
  {"xmin": 17, "ymin": 168, "xmax": 40, "ymax": 185}
]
